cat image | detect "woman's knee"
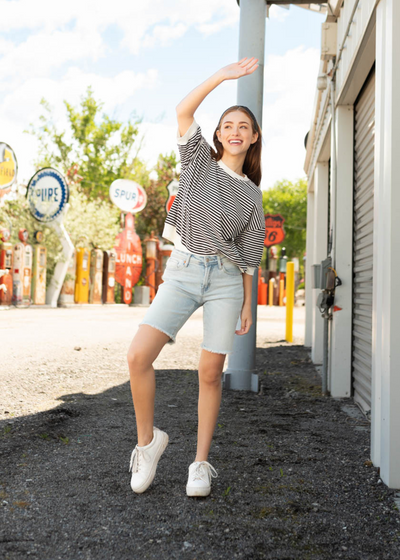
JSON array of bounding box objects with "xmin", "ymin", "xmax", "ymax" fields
[
  {"xmin": 127, "ymin": 346, "xmax": 151, "ymax": 373},
  {"xmin": 199, "ymin": 367, "xmax": 223, "ymax": 386}
]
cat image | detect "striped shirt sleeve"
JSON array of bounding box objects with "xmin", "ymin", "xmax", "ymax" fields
[
  {"xmin": 235, "ymin": 202, "xmax": 265, "ymax": 276},
  {"xmin": 177, "ymin": 119, "xmax": 211, "ymax": 172}
]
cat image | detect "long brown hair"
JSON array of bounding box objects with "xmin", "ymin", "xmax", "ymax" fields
[{"xmin": 211, "ymin": 105, "xmax": 262, "ymax": 186}]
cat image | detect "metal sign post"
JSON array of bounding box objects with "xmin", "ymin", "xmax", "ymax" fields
[
  {"xmin": 224, "ymin": 0, "xmax": 267, "ymax": 392},
  {"xmin": 109, "ymin": 179, "xmax": 147, "ymax": 304}
]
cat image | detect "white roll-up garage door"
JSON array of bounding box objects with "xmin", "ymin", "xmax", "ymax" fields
[{"xmin": 352, "ymin": 70, "xmax": 375, "ymax": 414}]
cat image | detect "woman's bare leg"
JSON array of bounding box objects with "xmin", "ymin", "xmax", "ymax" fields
[
  {"xmin": 195, "ymin": 349, "xmax": 226, "ymax": 462},
  {"xmin": 127, "ymin": 325, "xmax": 170, "ymax": 447}
]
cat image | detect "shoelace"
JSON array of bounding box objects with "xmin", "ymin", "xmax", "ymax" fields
[
  {"xmin": 192, "ymin": 461, "xmax": 218, "ymax": 483},
  {"xmin": 129, "ymin": 446, "xmax": 150, "ymax": 473}
]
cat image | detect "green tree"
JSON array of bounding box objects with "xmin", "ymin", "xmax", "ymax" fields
[
  {"xmin": 135, "ymin": 151, "xmax": 180, "ymax": 239},
  {"xmin": 262, "ymin": 178, "xmax": 307, "ymax": 263},
  {"xmin": 26, "ymin": 88, "xmax": 144, "ymax": 201}
]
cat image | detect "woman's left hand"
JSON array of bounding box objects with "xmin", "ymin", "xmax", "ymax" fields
[{"xmin": 235, "ymin": 303, "xmax": 252, "ymax": 336}]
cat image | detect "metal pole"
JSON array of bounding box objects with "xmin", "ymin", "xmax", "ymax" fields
[
  {"xmin": 285, "ymin": 262, "xmax": 295, "ymax": 342},
  {"xmin": 46, "ymin": 204, "xmax": 74, "ymax": 308},
  {"xmin": 223, "ymin": 0, "xmax": 266, "ymax": 392},
  {"xmin": 322, "ymin": 314, "xmax": 329, "ymax": 395}
]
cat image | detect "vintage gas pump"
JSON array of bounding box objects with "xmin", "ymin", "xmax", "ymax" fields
[
  {"xmin": 12, "ymin": 229, "xmax": 32, "ymax": 306},
  {"xmin": 89, "ymin": 249, "xmax": 103, "ymax": 304},
  {"xmin": 0, "ymin": 228, "xmax": 13, "ymax": 305},
  {"xmin": 75, "ymin": 247, "xmax": 91, "ymax": 303},
  {"xmin": 102, "ymin": 250, "xmax": 116, "ymax": 304},
  {"xmin": 156, "ymin": 241, "xmax": 173, "ymax": 289},
  {"xmin": 144, "ymin": 231, "xmax": 158, "ymax": 302},
  {"xmin": 31, "ymin": 231, "xmax": 47, "ymax": 305},
  {"xmin": 58, "ymin": 250, "xmax": 76, "ymax": 305}
]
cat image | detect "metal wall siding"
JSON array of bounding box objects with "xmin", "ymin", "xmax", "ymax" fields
[{"xmin": 352, "ymin": 71, "xmax": 375, "ymax": 414}]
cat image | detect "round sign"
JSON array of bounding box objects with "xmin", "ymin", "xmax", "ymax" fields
[
  {"xmin": 27, "ymin": 168, "xmax": 69, "ymax": 222},
  {"xmin": 0, "ymin": 228, "xmax": 10, "ymax": 242},
  {"xmin": 109, "ymin": 179, "xmax": 147, "ymax": 213},
  {"xmin": 0, "ymin": 142, "xmax": 18, "ymax": 190}
]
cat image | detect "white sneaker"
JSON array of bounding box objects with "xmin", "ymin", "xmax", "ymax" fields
[
  {"xmin": 186, "ymin": 461, "xmax": 218, "ymax": 497},
  {"xmin": 129, "ymin": 427, "xmax": 169, "ymax": 494}
]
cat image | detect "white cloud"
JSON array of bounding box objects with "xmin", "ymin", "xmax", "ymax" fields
[
  {"xmin": 0, "ymin": 28, "xmax": 104, "ymax": 82},
  {"xmin": 142, "ymin": 23, "xmax": 188, "ymax": 49},
  {"xmin": 0, "ymin": 67, "xmax": 158, "ymax": 182},
  {"xmin": 261, "ymin": 46, "xmax": 320, "ymax": 188}
]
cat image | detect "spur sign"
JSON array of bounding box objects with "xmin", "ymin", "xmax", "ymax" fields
[{"xmin": 110, "ymin": 179, "xmax": 147, "ymax": 213}]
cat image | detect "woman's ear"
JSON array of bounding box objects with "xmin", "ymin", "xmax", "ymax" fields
[
  {"xmin": 216, "ymin": 129, "xmax": 221, "ymax": 143},
  {"xmin": 251, "ymin": 131, "xmax": 259, "ymax": 145}
]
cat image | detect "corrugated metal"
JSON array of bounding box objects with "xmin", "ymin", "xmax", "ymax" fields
[{"xmin": 352, "ymin": 71, "xmax": 375, "ymax": 414}]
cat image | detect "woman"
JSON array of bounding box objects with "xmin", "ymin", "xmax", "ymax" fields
[{"xmin": 127, "ymin": 57, "xmax": 265, "ymax": 497}]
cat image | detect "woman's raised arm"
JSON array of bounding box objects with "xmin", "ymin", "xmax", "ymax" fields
[{"xmin": 176, "ymin": 58, "xmax": 259, "ymax": 137}]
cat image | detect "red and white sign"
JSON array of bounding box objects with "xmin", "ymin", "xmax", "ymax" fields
[
  {"xmin": 264, "ymin": 214, "xmax": 286, "ymax": 248},
  {"xmin": 110, "ymin": 179, "xmax": 147, "ymax": 213},
  {"xmin": 114, "ymin": 213, "xmax": 143, "ymax": 304},
  {"xmin": 166, "ymin": 179, "xmax": 179, "ymax": 213}
]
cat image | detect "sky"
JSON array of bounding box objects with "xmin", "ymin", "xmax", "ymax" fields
[{"xmin": 0, "ymin": 0, "xmax": 325, "ymax": 191}]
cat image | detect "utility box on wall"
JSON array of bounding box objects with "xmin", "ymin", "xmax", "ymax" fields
[{"xmin": 321, "ymin": 22, "xmax": 337, "ymax": 61}]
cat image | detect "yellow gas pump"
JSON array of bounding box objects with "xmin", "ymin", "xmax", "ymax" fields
[
  {"xmin": 0, "ymin": 228, "xmax": 13, "ymax": 306},
  {"xmin": 13, "ymin": 229, "xmax": 32, "ymax": 306},
  {"xmin": 31, "ymin": 231, "xmax": 47, "ymax": 305},
  {"xmin": 102, "ymin": 250, "xmax": 116, "ymax": 304},
  {"xmin": 59, "ymin": 250, "xmax": 76, "ymax": 305},
  {"xmin": 89, "ymin": 249, "xmax": 103, "ymax": 304},
  {"xmin": 75, "ymin": 247, "xmax": 90, "ymax": 303}
]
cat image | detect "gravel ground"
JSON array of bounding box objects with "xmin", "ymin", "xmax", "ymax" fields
[{"xmin": 1, "ymin": 305, "xmax": 400, "ymax": 559}]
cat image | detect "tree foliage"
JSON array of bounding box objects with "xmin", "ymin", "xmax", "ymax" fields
[
  {"xmin": 262, "ymin": 178, "xmax": 307, "ymax": 261},
  {"xmin": 0, "ymin": 89, "xmax": 182, "ymax": 292},
  {"xmin": 26, "ymin": 89, "xmax": 144, "ymax": 201},
  {"xmin": 135, "ymin": 152, "xmax": 179, "ymax": 239}
]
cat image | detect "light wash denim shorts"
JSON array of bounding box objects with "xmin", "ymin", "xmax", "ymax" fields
[{"xmin": 139, "ymin": 249, "xmax": 244, "ymax": 354}]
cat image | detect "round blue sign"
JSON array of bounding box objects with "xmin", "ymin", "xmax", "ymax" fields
[{"xmin": 27, "ymin": 168, "xmax": 69, "ymax": 222}]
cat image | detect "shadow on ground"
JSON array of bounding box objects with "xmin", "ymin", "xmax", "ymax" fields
[{"xmin": 1, "ymin": 346, "xmax": 399, "ymax": 559}]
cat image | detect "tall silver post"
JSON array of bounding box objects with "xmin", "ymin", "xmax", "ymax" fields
[{"xmin": 223, "ymin": 0, "xmax": 266, "ymax": 392}]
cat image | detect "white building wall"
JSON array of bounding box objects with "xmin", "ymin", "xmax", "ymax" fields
[
  {"xmin": 311, "ymin": 163, "xmax": 329, "ymax": 364},
  {"xmin": 372, "ymin": 0, "xmax": 400, "ymax": 489},
  {"xmin": 305, "ymin": 190, "xmax": 315, "ymax": 348},
  {"xmin": 304, "ymin": 0, "xmax": 400, "ymax": 487},
  {"xmin": 336, "ymin": 0, "xmax": 377, "ymax": 98},
  {"xmin": 329, "ymin": 106, "xmax": 354, "ymax": 398}
]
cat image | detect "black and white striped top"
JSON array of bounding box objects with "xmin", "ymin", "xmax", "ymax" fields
[{"xmin": 162, "ymin": 119, "xmax": 265, "ymax": 275}]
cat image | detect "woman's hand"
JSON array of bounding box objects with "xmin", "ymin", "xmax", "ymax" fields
[
  {"xmin": 217, "ymin": 58, "xmax": 259, "ymax": 82},
  {"xmin": 235, "ymin": 302, "xmax": 253, "ymax": 336},
  {"xmin": 176, "ymin": 57, "xmax": 259, "ymax": 136}
]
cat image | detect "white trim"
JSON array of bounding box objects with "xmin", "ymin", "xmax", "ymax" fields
[
  {"xmin": 176, "ymin": 119, "xmax": 198, "ymax": 145},
  {"xmin": 217, "ymin": 159, "xmax": 250, "ymax": 182},
  {"xmin": 305, "ymin": 192, "xmax": 315, "ymax": 348},
  {"xmin": 311, "ymin": 163, "xmax": 329, "ymax": 364},
  {"xmin": 329, "ymin": 106, "xmax": 353, "ymax": 398},
  {"xmin": 372, "ymin": 0, "xmax": 400, "ymax": 488}
]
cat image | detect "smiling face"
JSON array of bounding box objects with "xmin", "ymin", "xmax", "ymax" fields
[{"xmin": 216, "ymin": 110, "xmax": 259, "ymax": 157}]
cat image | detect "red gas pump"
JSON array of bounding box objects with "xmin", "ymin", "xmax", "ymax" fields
[
  {"xmin": 0, "ymin": 228, "xmax": 13, "ymax": 305},
  {"xmin": 12, "ymin": 229, "xmax": 33, "ymax": 306}
]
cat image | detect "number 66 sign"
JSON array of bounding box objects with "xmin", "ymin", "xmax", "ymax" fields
[{"xmin": 264, "ymin": 214, "xmax": 285, "ymax": 248}]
